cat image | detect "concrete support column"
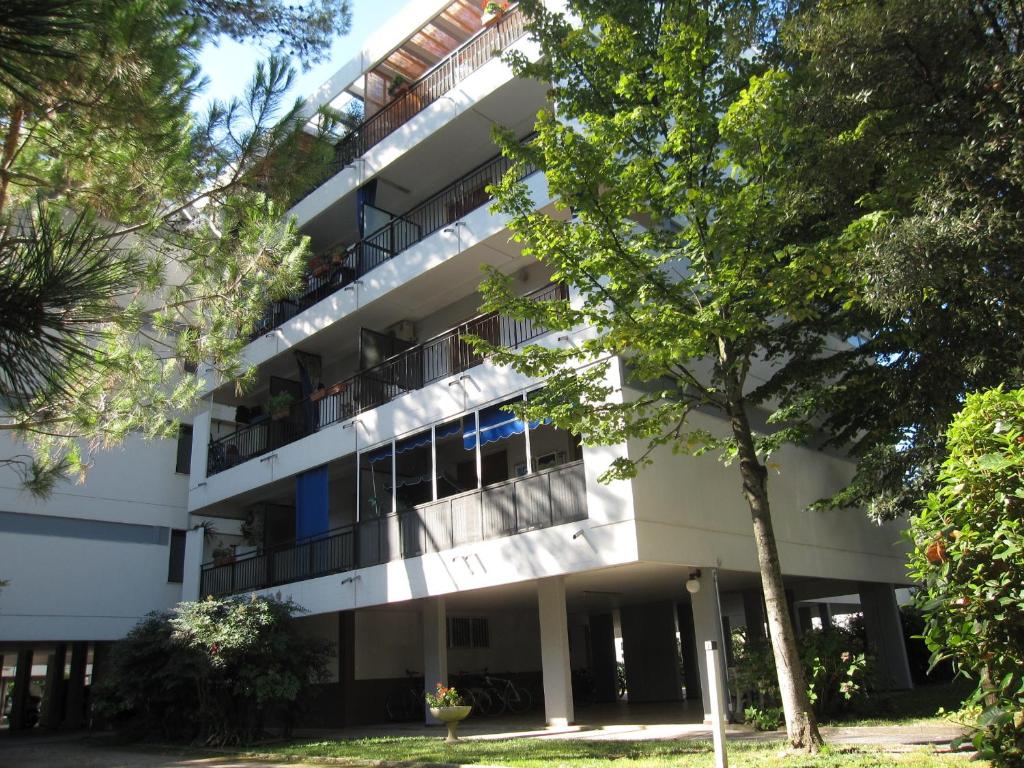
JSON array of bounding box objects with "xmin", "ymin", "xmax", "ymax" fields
[
  {"xmin": 537, "ymin": 576, "xmax": 574, "ymax": 726},
  {"xmin": 181, "ymin": 526, "xmax": 206, "ymax": 601},
  {"xmin": 859, "ymin": 582, "xmax": 913, "ymax": 690},
  {"xmin": 620, "ymin": 601, "xmax": 682, "ymax": 702},
  {"xmin": 63, "ymin": 642, "xmax": 89, "ymax": 730},
  {"xmin": 676, "ymin": 604, "xmax": 701, "ymax": 701},
  {"xmin": 338, "ymin": 611, "xmax": 357, "ymax": 727},
  {"xmin": 742, "ymin": 589, "xmax": 767, "ymax": 640},
  {"xmin": 588, "ymin": 613, "xmax": 618, "ymax": 703},
  {"xmin": 0, "ymin": 653, "xmax": 7, "ymax": 722},
  {"xmin": 690, "ymin": 570, "xmax": 728, "ymax": 722},
  {"xmin": 818, "ymin": 602, "xmax": 832, "ymax": 629},
  {"xmin": 189, "ymin": 406, "xmax": 212, "ymax": 481},
  {"xmin": 422, "ymin": 597, "xmax": 448, "ymax": 725},
  {"xmin": 41, "ymin": 643, "xmax": 67, "ymax": 729},
  {"xmin": 10, "ymin": 648, "xmax": 33, "ymax": 731},
  {"xmin": 798, "ymin": 605, "xmax": 814, "ymax": 635}
]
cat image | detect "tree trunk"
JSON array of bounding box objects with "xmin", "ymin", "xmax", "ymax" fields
[{"xmin": 723, "ymin": 363, "xmax": 823, "ymax": 750}]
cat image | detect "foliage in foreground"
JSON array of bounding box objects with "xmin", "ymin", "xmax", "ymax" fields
[
  {"xmin": 909, "ymin": 386, "xmax": 1024, "ymax": 765},
  {"xmin": 481, "ymin": 0, "xmax": 866, "ymax": 748},
  {"xmin": 0, "ymin": 0, "xmax": 351, "ymax": 492},
  {"xmin": 732, "ymin": 626, "xmax": 869, "ymax": 727},
  {"xmin": 240, "ymin": 736, "xmax": 979, "ymax": 768},
  {"xmin": 93, "ymin": 596, "xmax": 329, "ymax": 745}
]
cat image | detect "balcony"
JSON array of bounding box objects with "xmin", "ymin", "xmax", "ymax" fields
[
  {"xmin": 295, "ymin": 5, "xmax": 527, "ymax": 205},
  {"xmin": 209, "ymin": 282, "xmax": 567, "ymax": 477},
  {"xmin": 199, "ymin": 459, "xmax": 587, "ymax": 598},
  {"xmin": 250, "ymin": 138, "xmax": 537, "ymax": 341}
]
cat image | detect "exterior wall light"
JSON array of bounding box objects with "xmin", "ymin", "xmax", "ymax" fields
[{"xmin": 686, "ymin": 570, "xmax": 702, "ymax": 594}]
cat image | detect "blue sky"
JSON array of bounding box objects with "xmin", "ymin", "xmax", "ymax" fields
[{"xmin": 195, "ymin": 0, "xmax": 410, "ymax": 113}]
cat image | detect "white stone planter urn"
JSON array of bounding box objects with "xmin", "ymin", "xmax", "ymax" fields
[{"xmin": 429, "ymin": 705, "xmax": 472, "ymax": 742}]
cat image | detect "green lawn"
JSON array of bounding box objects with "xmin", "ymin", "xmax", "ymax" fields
[
  {"xmin": 240, "ymin": 737, "xmax": 980, "ymax": 767},
  {"xmin": 824, "ymin": 679, "xmax": 976, "ymax": 727}
]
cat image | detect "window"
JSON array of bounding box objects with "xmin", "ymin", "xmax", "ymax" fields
[
  {"xmin": 167, "ymin": 529, "xmax": 186, "ymax": 583},
  {"xmin": 175, "ymin": 424, "xmax": 193, "ymax": 474},
  {"xmin": 447, "ymin": 616, "xmax": 489, "ymax": 649}
]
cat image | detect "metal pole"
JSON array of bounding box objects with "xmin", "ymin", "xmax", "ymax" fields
[{"xmin": 704, "ymin": 640, "xmax": 728, "ymax": 768}]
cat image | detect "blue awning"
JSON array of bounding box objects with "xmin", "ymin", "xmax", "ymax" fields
[
  {"xmin": 366, "ymin": 421, "xmax": 463, "ymax": 464},
  {"xmin": 464, "ymin": 407, "xmax": 527, "ymax": 449}
]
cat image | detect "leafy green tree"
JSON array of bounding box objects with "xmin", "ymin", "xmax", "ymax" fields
[
  {"xmin": 480, "ymin": 0, "xmax": 875, "ymax": 750},
  {"xmin": 908, "ymin": 386, "xmax": 1024, "ymax": 765},
  {"xmin": 0, "ymin": 0, "xmax": 351, "ymax": 491},
  {"xmin": 782, "ymin": 0, "xmax": 1024, "ymax": 520},
  {"xmin": 94, "ymin": 596, "xmax": 330, "ymax": 744}
]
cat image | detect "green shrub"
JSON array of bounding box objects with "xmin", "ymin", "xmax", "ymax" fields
[
  {"xmin": 743, "ymin": 705, "xmax": 784, "ymax": 731},
  {"xmin": 94, "ymin": 596, "xmax": 329, "ymax": 745},
  {"xmin": 731, "ymin": 624, "xmax": 869, "ymax": 719},
  {"xmin": 908, "ymin": 386, "xmax": 1024, "ymax": 765}
]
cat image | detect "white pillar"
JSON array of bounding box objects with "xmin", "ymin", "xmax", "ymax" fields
[
  {"xmin": 705, "ymin": 641, "xmax": 729, "ymax": 768},
  {"xmin": 538, "ymin": 576, "xmax": 574, "ymax": 727},
  {"xmin": 689, "ymin": 569, "xmax": 727, "ymax": 722},
  {"xmin": 181, "ymin": 526, "xmax": 206, "ymax": 601},
  {"xmin": 190, "ymin": 406, "xmax": 212, "ymax": 482},
  {"xmin": 422, "ymin": 597, "xmax": 447, "ymax": 725}
]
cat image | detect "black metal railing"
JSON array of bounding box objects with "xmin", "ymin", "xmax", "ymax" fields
[
  {"xmin": 199, "ymin": 460, "xmax": 586, "ymax": 598},
  {"xmin": 211, "ymin": 282, "xmax": 567, "ymax": 475},
  {"xmin": 326, "ymin": 7, "xmax": 526, "ymax": 185},
  {"xmin": 251, "ymin": 139, "xmax": 537, "ymax": 342}
]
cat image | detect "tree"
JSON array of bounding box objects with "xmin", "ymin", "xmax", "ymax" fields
[
  {"xmin": 94, "ymin": 596, "xmax": 330, "ymax": 744},
  {"xmin": 907, "ymin": 386, "xmax": 1024, "ymax": 765},
  {"xmin": 0, "ymin": 0, "xmax": 352, "ymax": 491},
  {"xmin": 480, "ymin": 0, "xmax": 871, "ymax": 750},
  {"xmin": 780, "ymin": 0, "xmax": 1024, "ymax": 521}
]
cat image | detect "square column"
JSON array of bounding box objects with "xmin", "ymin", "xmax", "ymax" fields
[
  {"xmin": 63, "ymin": 642, "xmax": 89, "ymax": 729},
  {"xmin": 537, "ymin": 577, "xmax": 574, "ymax": 726},
  {"xmin": 742, "ymin": 589, "xmax": 767, "ymax": 640},
  {"xmin": 41, "ymin": 643, "xmax": 66, "ymax": 729},
  {"xmin": 181, "ymin": 526, "xmax": 206, "ymax": 601},
  {"xmin": 620, "ymin": 601, "xmax": 683, "ymax": 702},
  {"xmin": 9, "ymin": 648, "xmax": 33, "ymax": 731},
  {"xmin": 858, "ymin": 582, "xmax": 913, "ymax": 690},
  {"xmin": 689, "ymin": 570, "xmax": 727, "ymax": 722},
  {"xmin": 422, "ymin": 597, "xmax": 447, "ymax": 724}
]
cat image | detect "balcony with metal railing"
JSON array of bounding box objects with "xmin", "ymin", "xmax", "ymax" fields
[
  {"xmin": 294, "ymin": 5, "xmax": 527, "ymax": 207},
  {"xmin": 250, "ymin": 137, "xmax": 537, "ymax": 341},
  {"xmin": 199, "ymin": 459, "xmax": 586, "ymax": 598},
  {"xmin": 209, "ymin": 282, "xmax": 567, "ymax": 477}
]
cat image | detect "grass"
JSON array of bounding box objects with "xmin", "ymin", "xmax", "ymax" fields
[
  {"xmin": 237, "ymin": 737, "xmax": 982, "ymax": 767},
  {"xmin": 823, "ymin": 679, "xmax": 976, "ymax": 727}
]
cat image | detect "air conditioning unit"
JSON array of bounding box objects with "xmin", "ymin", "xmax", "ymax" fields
[{"xmin": 387, "ymin": 319, "xmax": 416, "ymax": 342}]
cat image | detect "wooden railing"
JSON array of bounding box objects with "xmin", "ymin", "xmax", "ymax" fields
[
  {"xmin": 210, "ymin": 282, "xmax": 567, "ymax": 476},
  {"xmin": 199, "ymin": 460, "xmax": 586, "ymax": 598}
]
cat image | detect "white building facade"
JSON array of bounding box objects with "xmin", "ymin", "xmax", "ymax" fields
[{"xmin": 1, "ymin": 0, "xmax": 912, "ymax": 733}]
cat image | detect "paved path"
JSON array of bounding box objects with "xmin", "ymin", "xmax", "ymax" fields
[{"xmin": 0, "ymin": 724, "xmax": 966, "ymax": 768}]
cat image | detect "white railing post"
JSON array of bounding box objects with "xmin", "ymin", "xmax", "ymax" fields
[{"xmin": 704, "ymin": 640, "xmax": 729, "ymax": 768}]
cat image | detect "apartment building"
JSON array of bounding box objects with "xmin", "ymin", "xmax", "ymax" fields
[
  {"xmin": 0, "ymin": 431, "xmax": 191, "ymax": 730},
  {"xmin": 180, "ymin": 0, "xmax": 914, "ymax": 728},
  {"xmin": 1, "ymin": 0, "xmax": 912, "ymax": 733}
]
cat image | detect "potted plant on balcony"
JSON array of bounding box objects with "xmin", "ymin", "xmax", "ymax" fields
[
  {"xmin": 267, "ymin": 391, "xmax": 295, "ymax": 420},
  {"xmin": 212, "ymin": 543, "xmax": 235, "ymax": 566},
  {"xmin": 387, "ymin": 74, "xmax": 410, "ymax": 99},
  {"xmin": 425, "ymin": 684, "xmax": 471, "ymax": 742},
  {"xmin": 480, "ymin": 0, "xmax": 510, "ymax": 26}
]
